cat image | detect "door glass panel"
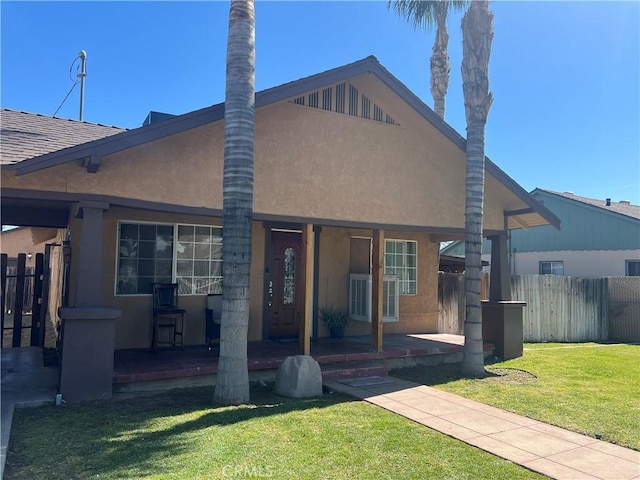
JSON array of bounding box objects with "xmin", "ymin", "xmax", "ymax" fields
[{"xmin": 283, "ymin": 247, "xmax": 295, "ymax": 305}]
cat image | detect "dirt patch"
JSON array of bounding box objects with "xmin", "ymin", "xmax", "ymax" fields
[{"xmin": 484, "ymin": 368, "xmax": 538, "ymax": 385}]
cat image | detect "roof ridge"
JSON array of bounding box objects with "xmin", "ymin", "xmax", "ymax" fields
[
  {"xmin": 535, "ymin": 187, "xmax": 639, "ymax": 207},
  {"xmin": 1, "ymin": 108, "xmax": 127, "ymax": 131}
]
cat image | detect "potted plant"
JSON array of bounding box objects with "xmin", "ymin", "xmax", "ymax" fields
[{"xmin": 319, "ymin": 306, "xmax": 349, "ymax": 338}]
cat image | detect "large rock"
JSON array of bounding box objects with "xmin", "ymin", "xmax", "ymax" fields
[{"xmin": 274, "ymin": 355, "xmax": 323, "ymax": 398}]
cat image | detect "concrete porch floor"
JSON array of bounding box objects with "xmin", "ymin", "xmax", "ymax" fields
[{"xmin": 113, "ymin": 333, "xmax": 483, "ymax": 389}]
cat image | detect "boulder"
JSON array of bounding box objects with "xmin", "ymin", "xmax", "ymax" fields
[{"xmin": 274, "ymin": 355, "xmax": 323, "ymax": 398}]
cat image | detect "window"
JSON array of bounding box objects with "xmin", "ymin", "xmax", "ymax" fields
[
  {"xmin": 348, "ymin": 274, "xmax": 399, "ymax": 322},
  {"xmin": 176, "ymin": 225, "xmax": 223, "ymax": 295},
  {"xmin": 117, "ymin": 222, "xmax": 222, "ymax": 295},
  {"xmin": 626, "ymin": 260, "xmax": 640, "ymax": 276},
  {"xmin": 539, "ymin": 261, "xmax": 564, "ymax": 275},
  {"xmin": 384, "ymin": 240, "xmax": 417, "ymax": 295}
]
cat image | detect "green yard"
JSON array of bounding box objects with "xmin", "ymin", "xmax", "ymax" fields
[
  {"xmin": 5, "ymin": 385, "xmax": 544, "ymax": 480},
  {"xmin": 392, "ymin": 342, "xmax": 640, "ymax": 450},
  {"xmin": 7, "ymin": 342, "xmax": 637, "ymax": 479}
]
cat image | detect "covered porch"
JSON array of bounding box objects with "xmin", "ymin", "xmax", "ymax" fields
[{"xmin": 113, "ymin": 333, "xmax": 495, "ymax": 391}]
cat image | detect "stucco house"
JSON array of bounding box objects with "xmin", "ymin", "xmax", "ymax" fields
[
  {"xmin": 441, "ymin": 189, "xmax": 640, "ymax": 277},
  {"xmin": 1, "ymin": 56, "xmax": 559, "ymax": 400}
]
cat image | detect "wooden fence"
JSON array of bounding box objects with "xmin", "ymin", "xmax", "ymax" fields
[
  {"xmin": 608, "ymin": 277, "xmax": 640, "ymax": 343},
  {"xmin": 438, "ymin": 273, "xmax": 640, "ymax": 343},
  {"xmin": 513, "ymin": 275, "xmax": 608, "ymax": 342}
]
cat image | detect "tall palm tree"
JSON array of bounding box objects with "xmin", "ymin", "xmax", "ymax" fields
[
  {"xmin": 461, "ymin": 0, "xmax": 494, "ymax": 377},
  {"xmin": 213, "ymin": 0, "xmax": 256, "ymax": 405},
  {"xmin": 389, "ymin": 0, "xmax": 469, "ymax": 119}
]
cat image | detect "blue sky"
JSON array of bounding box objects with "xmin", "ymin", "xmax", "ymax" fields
[{"xmin": 2, "ymin": 1, "xmax": 638, "ymax": 203}]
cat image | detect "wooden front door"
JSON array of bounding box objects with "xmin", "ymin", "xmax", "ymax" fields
[{"xmin": 268, "ymin": 231, "xmax": 302, "ymax": 338}]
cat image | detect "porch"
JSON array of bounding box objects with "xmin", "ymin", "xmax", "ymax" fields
[{"xmin": 113, "ymin": 333, "xmax": 495, "ymax": 392}]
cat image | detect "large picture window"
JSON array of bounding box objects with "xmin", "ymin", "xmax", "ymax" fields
[
  {"xmin": 116, "ymin": 222, "xmax": 222, "ymax": 295},
  {"xmin": 384, "ymin": 239, "xmax": 417, "ymax": 295}
]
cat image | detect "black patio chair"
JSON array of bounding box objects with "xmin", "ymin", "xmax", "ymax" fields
[{"xmin": 151, "ymin": 283, "xmax": 186, "ymax": 351}]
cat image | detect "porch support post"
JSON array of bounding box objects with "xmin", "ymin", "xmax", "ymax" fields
[
  {"xmin": 74, "ymin": 201, "xmax": 108, "ymax": 306},
  {"xmin": 58, "ymin": 201, "xmax": 121, "ymax": 402},
  {"xmin": 371, "ymin": 229, "xmax": 384, "ymax": 352},
  {"xmin": 483, "ymin": 233, "xmax": 524, "ymax": 360},
  {"xmin": 299, "ymin": 223, "xmax": 313, "ymax": 355},
  {"xmin": 488, "ymin": 234, "xmax": 510, "ymax": 301}
]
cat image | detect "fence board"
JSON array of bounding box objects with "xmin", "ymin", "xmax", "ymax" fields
[
  {"xmin": 438, "ymin": 272, "xmax": 488, "ymax": 335},
  {"xmin": 608, "ymin": 277, "xmax": 640, "ymax": 343},
  {"xmin": 439, "ymin": 273, "xmax": 624, "ymax": 343}
]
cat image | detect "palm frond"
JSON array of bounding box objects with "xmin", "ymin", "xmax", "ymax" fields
[{"xmin": 388, "ymin": 0, "xmax": 470, "ymax": 30}]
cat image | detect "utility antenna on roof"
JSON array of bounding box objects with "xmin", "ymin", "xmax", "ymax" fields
[
  {"xmin": 78, "ymin": 50, "xmax": 87, "ymax": 121},
  {"xmin": 52, "ymin": 50, "xmax": 88, "ymax": 120}
]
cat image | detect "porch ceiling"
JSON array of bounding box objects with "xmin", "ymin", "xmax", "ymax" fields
[{"xmin": 1, "ymin": 198, "xmax": 71, "ymax": 228}]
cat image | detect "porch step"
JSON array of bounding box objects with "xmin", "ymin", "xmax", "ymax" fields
[{"xmin": 321, "ymin": 361, "xmax": 388, "ymax": 382}]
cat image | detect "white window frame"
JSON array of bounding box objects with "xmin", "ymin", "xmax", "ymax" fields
[
  {"xmin": 349, "ymin": 274, "xmax": 399, "ymax": 322},
  {"xmin": 539, "ymin": 261, "xmax": 564, "ymax": 275},
  {"xmin": 115, "ymin": 221, "xmax": 223, "ymax": 296},
  {"xmin": 384, "ymin": 239, "xmax": 417, "ymax": 295}
]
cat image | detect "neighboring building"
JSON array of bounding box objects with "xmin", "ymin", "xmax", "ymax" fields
[
  {"xmin": 1, "ymin": 56, "xmax": 559, "ymax": 399},
  {"xmin": 441, "ymin": 189, "xmax": 640, "ymax": 277},
  {"xmin": 0, "ymin": 227, "xmax": 50, "ymax": 268}
]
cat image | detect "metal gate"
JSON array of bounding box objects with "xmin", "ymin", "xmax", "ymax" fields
[
  {"xmin": 1, "ymin": 243, "xmax": 68, "ymax": 349},
  {"xmin": 1, "ymin": 252, "xmax": 45, "ymax": 347}
]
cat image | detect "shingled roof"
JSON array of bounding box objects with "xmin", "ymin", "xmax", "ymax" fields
[
  {"xmin": 0, "ymin": 108, "xmax": 126, "ymax": 165},
  {"xmin": 534, "ymin": 188, "xmax": 640, "ymax": 221}
]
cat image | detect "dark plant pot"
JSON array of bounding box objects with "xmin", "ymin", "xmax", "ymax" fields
[{"xmin": 329, "ymin": 326, "xmax": 344, "ymax": 338}]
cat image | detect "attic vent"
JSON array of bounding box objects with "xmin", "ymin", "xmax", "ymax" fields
[
  {"xmin": 308, "ymin": 91, "xmax": 319, "ymax": 108},
  {"xmin": 361, "ymin": 95, "xmax": 371, "ymax": 119},
  {"xmin": 336, "ymin": 83, "xmax": 346, "ymax": 113},
  {"xmin": 289, "ymin": 82, "xmax": 399, "ymax": 126},
  {"xmin": 373, "ymin": 105, "xmax": 383, "ymax": 122},
  {"xmin": 619, "ymin": 200, "xmax": 631, "ymax": 205},
  {"xmin": 322, "ymin": 87, "xmax": 332, "ymax": 111},
  {"xmin": 349, "ymin": 85, "xmax": 358, "ymax": 116}
]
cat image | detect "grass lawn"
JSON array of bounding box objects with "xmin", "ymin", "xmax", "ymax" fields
[
  {"xmin": 4, "ymin": 385, "xmax": 546, "ymax": 480},
  {"xmin": 392, "ymin": 342, "xmax": 640, "ymax": 450}
]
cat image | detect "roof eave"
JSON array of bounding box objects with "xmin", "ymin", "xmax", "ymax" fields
[
  {"xmin": 12, "ymin": 57, "xmax": 379, "ymax": 177},
  {"xmin": 9, "ymin": 55, "xmax": 561, "ymax": 231}
]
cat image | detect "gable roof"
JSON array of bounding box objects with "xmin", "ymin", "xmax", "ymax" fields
[
  {"xmin": 0, "ymin": 109, "xmax": 126, "ymax": 165},
  {"xmin": 2, "ymin": 56, "xmax": 560, "ymax": 230},
  {"xmin": 533, "ymin": 189, "xmax": 640, "ymax": 221}
]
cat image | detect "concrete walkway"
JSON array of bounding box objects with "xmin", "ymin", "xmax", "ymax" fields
[
  {"xmin": 326, "ymin": 376, "xmax": 640, "ymax": 480},
  {"xmin": 1, "ymin": 348, "xmax": 59, "ymax": 479}
]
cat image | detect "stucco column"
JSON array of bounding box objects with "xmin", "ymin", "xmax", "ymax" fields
[
  {"xmin": 58, "ymin": 201, "xmax": 121, "ymax": 402},
  {"xmin": 74, "ymin": 201, "xmax": 108, "ymax": 306},
  {"xmin": 488, "ymin": 234, "xmax": 510, "ymax": 301},
  {"xmin": 483, "ymin": 233, "xmax": 525, "ymax": 360}
]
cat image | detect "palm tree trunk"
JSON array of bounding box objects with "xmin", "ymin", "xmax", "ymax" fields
[
  {"xmin": 461, "ymin": 0, "xmax": 493, "ymax": 377},
  {"xmin": 430, "ymin": 1, "xmax": 450, "ymax": 119},
  {"xmin": 214, "ymin": 0, "xmax": 255, "ymax": 405}
]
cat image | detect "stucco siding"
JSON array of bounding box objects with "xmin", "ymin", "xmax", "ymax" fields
[
  {"xmin": 316, "ymin": 227, "xmax": 439, "ymax": 337},
  {"xmin": 2, "ymin": 91, "xmax": 529, "ymax": 233},
  {"xmin": 66, "ymin": 208, "xmax": 264, "ymax": 350}
]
